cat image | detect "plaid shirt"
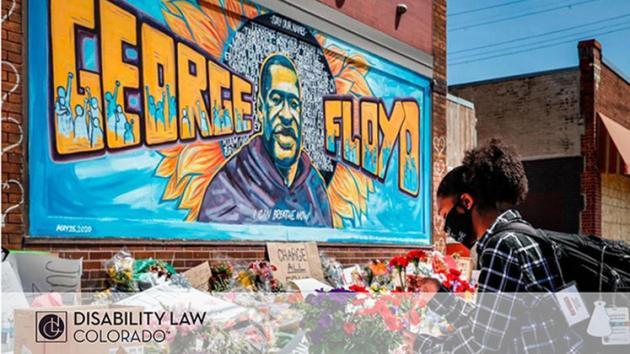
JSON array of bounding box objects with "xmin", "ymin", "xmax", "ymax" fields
[{"xmin": 415, "ymin": 209, "xmax": 584, "ymax": 353}]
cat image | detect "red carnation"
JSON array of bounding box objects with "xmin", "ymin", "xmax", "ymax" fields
[
  {"xmin": 406, "ymin": 249, "xmax": 427, "ymax": 263},
  {"xmin": 389, "ymin": 256, "xmax": 409, "ymax": 269},
  {"xmin": 343, "ymin": 322, "xmax": 357, "ymax": 335}
]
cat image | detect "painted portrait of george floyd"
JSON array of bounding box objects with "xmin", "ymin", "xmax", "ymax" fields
[{"xmin": 197, "ymin": 54, "xmax": 333, "ymax": 227}]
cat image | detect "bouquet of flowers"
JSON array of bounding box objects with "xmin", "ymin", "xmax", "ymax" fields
[
  {"xmin": 362, "ymin": 260, "xmax": 391, "ymax": 290},
  {"xmin": 421, "ymin": 251, "xmax": 476, "ymax": 297},
  {"xmin": 299, "ymin": 288, "xmax": 422, "ymax": 353},
  {"xmin": 406, "ymin": 249, "xmax": 428, "ymax": 274},
  {"xmin": 389, "ymin": 256, "xmax": 409, "ymax": 290},
  {"xmin": 320, "ymin": 253, "xmax": 344, "ymax": 288},
  {"xmin": 103, "ymin": 250, "xmax": 137, "ymax": 292},
  {"xmin": 134, "ymin": 258, "xmax": 177, "ymax": 290},
  {"xmin": 209, "ymin": 261, "xmax": 234, "ymax": 292},
  {"xmin": 147, "ymin": 305, "xmax": 262, "ymax": 354},
  {"xmin": 161, "ymin": 310, "xmax": 203, "ymax": 353},
  {"xmin": 235, "ymin": 261, "xmax": 283, "ymax": 292}
]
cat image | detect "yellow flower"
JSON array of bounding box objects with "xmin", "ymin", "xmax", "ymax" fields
[{"xmin": 237, "ymin": 271, "xmax": 253, "ymax": 288}]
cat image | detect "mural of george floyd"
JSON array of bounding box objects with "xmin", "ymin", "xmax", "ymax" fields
[{"xmin": 2, "ymin": 0, "xmax": 447, "ymax": 289}]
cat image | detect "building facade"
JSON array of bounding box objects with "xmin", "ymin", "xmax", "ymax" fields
[
  {"xmin": 1, "ymin": 0, "xmax": 447, "ymax": 290},
  {"xmin": 446, "ymin": 94, "xmax": 476, "ymax": 171},
  {"xmin": 451, "ymin": 40, "xmax": 630, "ymax": 240}
]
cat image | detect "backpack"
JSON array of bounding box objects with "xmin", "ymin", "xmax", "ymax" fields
[{"xmin": 494, "ymin": 221, "xmax": 630, "ymax": 292}]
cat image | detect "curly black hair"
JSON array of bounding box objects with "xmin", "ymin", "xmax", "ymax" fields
[
  {"xmin": 437, "ymin": 165, "xmax": 467, "ymax": 198},
  {"xmin": 461, "ymin": 139, "xmax": 528, "ymax": 211}
]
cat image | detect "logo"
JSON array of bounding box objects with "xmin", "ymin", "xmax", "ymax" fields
[{"xmin": 36, "ymin": 312, "xmax": 67, "ymax": 343}]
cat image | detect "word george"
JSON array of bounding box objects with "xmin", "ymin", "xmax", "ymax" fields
[
  {"xmin": 324, "ymin": 96, "xmax": 421, "ymax": 195},
  {"xmin": 50, "ymin": 0, "xmax": 253, "ymax": 158}
]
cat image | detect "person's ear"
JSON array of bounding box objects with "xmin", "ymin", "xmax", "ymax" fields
[{"xmin": 460, "ymin": 193, "xmax": 474, "ymax": 210}]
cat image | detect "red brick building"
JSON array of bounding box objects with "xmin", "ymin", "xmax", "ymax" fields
[
  {"xmin": 1, "ymin": 0, "xmax": 447, "ymax": 290},
  {"xmin": 450, "ymin": 40, "xmax": 630, "ymax": 240}
]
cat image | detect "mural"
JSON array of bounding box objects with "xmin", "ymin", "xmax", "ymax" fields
[{"xmin": 28, "ymin": 0, "xmax": 432, "ymax": 244}]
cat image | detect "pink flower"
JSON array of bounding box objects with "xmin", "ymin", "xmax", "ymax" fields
[
  {"xmin": 165, "ymin": 326, "xmax": 177, "ymax": 343},
  {"xmin": 382, "ymin": 312, "xmax": 402, "ymax": 331},
  {"xmin": 343, "ymin": 322, "xmax": 356, "ymax": 335}
]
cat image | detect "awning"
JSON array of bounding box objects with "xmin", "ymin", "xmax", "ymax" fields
[{"xmin": 598, "ymin": 113, "xmax": 630, "ymax": 175}]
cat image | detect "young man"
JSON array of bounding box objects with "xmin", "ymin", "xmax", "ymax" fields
[{"xmin": 413, "ymin": 139, "xmax": 583, "ymax": 353}]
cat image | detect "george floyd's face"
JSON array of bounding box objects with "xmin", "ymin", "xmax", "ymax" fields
[{"xmin": 259, "ymin": 64, "xmax": 302, "ymax": 168}]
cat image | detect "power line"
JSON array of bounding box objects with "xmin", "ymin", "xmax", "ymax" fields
[
  {"xmin": 449, "ymin": 25, "xmax": 630, "ymax": 66},
  {"xmin": 450, "ymin": 0, "xmax": 529, "ymax": 17},
  {"xmin": 451, "ymin": 20, "xmax": 630, "ymax": 60},
  {"xmin": 450, "ymin": 13, "xmax": 630, "ymax": 55},
  {"xmin": 450, "ymin": 0, "xmax": 599, "ymax": 31}
]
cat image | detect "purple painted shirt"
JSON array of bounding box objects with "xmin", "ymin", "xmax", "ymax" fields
[{"xmin": 197, "ymin": 136, "xmax": 333, "ymax": 227}]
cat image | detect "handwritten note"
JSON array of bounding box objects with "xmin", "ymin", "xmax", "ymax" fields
[
  {"xmin": 183, "ymin": 261, "xmax": 212, "ymax": 291},
  {"xmin": 267, "ymin": 242, "xmax": 324, "ymax": 285}
]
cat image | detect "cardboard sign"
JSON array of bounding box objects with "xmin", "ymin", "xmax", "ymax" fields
[
  {"xmin": 6, "ymin": 253, "xmax": 82, "ymax": 293},
  {"xmin": 267, "ymin": 242, "xmax": 324, "ymax": 284},
  {"xmin": 183, "ymin": 261, "xmax": 212, "ymax": 291}
]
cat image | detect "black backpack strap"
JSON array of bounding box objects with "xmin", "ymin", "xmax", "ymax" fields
[{"xmin": 493, "ymin": 220, "xmax": 567, "ymax": 288}]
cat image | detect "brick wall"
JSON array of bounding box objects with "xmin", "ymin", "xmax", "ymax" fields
[
  {"xmin": 601, "ymin": 173, "xmax": 630, "ymax": 241},
  {"xmin": 317, "ymin": 0, "xmax": 432, "ymax": 53},
  {"xmin": 1, "ymin": 0, "xmax": 445, "ymax": 291},
  {"xmin": 449, "ymin": 68, "xmax": 582, "ymax": 160},
  {"xmin": 598, "ymin": 62, "xmax": 630, "ymax": 130},
  {"xmin": 1, "ymin": 0, "xmax": 24, "ymax": 249},
  {"xmin": 578, "ymin": 39, "xmax": 630, "ymax": 236},
  {"xmin": 581, "ymin": 40, "xmax": 630, "ymax": 236},
  {"xmin": 431, "ymin": 0, "xmax": 448, "ymax": 240}
]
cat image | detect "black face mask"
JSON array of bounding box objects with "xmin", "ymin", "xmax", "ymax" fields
[{"xmin": 444, "ymin": 199, "xmax": 476, "ymax": 249}]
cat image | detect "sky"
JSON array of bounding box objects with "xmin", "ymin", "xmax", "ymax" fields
[{"xmin": 448, "ymin": 0, "xmax": 630, "ymax": 85}]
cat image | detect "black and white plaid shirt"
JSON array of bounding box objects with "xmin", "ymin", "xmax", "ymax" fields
[{"xmin": 415, "ymin": 209, "xmax": 584, "ymax": 353}]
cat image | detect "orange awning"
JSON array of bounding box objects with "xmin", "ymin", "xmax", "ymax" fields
[{"xmin": 598, "ymin": 113, "xmax": 630, "ymax": 175}]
